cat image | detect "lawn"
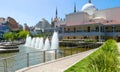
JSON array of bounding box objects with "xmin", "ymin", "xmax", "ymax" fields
[{"xmin": 64, "ymin": 39, "xmax": 120, "ymax": 72}]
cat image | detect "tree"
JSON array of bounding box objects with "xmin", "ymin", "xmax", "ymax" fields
[
  {"xmin": 3, "ymin": 32, "xmax": 15, "ymax": 41},
  {"xmin": 3, "ymin": 33, "xmax": 8, "ymax": 40},
  {"xmin": 18, "ymin": 30, "xmax": 29, "ymax": 39}
]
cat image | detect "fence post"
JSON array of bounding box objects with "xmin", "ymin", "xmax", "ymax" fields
[
  {"xmin": 55, "ymin": 49, "xmax": 57, "ymax": 59},
  {"xmin": 64, "ymin": 49, "xmax": 66, "ymax": 57},
  {"xmin": 86, "ymin": 45, "xmax": 87, "ymax": 50},
  {"xmin": 71, "ymin": 48, "xmax": 72, "ymax": 55},
  {"xmin": 3, "ymin": 59, "xmax": 7, "ymax": 72},
  {"xmin": 94, "ymin": 44, "xmax": 96, "ymax": 48},
  {"xmin": 76, "ymin": 48, "xmax": 78, "ymax": 54},
  {"xmin": 86, "ymin": 44, "xmax": 89, "ymax": 51},
  {"xmin": 43, "ymin": 51, "xmax": 46, "ymax": 63},
  {"xmin": 79, "ymin": 45, "xmax": 81, "ymax": 53},
  {"xmin": 27, "ymin": 53, "xmax": 29, "ymax": 67}
]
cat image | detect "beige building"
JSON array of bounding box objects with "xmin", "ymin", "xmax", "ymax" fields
[{"xmin": 55, "ymin": 0, "xmax": 120, "ymax": 42}]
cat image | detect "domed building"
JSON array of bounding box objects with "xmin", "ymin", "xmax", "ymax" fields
[
  {"xmin": 55, "ymin": 0, "xmax": 120, "ymax": 42},
  {"xmin": 81, "ymin": 0, "xmax": 97, "ymax": 15}
]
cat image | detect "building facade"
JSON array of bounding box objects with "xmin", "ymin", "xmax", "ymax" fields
[
  {"xmin": 34, "ymin": 18, "xmax": 53, "ymax": 34},
  {"xmin": 5, "ymin": 17, "xmax": 19, "ymax": 31},
  {"xmin": 0, "ymin": 18, "xmax": 8, "ymax": 39},
  {"xmin": 55, "ymin": 0, "xmax": 120, "ymax": 42},
  {"xmin": 0, "ymin": 17, "xmax": 21, "ymax": 39},
  {"xmin": 23, "ymin": 23, "xmax": 30, "ymax": 31}
]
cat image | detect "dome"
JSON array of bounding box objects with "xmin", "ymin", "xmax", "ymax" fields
[{"xmin": 81, "ymin": 3, "xmax": 97, "ymax": 15}]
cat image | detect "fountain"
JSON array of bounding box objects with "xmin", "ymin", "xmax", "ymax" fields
[
  {"xmin": 38, "ymin": 37, "xmax": 44, "ymax": 50},
  {"xmin": 31, "ymin": 38, "xmax": 36, "ymax": 48},
  {"xmin": 51, "ymin": 31, "xmax": 59, "ymax": 50},
  {"xmin": 24, "ymin": 31, "xmax": 59, "ymax": 51},
  {"xmin": 43, "ymin": 37, "xmax": 50, "ymax": 51},
  {"xmin": 48, "ymin": 31, "xmax": 59, "ymax": 53},
  {"xmin": 27, "ymin": 36, "xmax": 32, "ymax": 46},
  {"xmin": 35, "ymin": 37, "xmax": 40, "ymax": 49},
  {"xmin": 24, "ymin": 35, "xmax": 29, "ymax": 46},
  {"xmin": 24, "ymin": 36, "xmax": 32, "ymax": 47}
]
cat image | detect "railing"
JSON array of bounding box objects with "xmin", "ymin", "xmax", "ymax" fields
[
  {"xmin": 0, "ymin": 43, "xmax": 102, "ymax": 72},
  {"xmin": 59, "ymin": 31, "xmax": 120, "ymax": 36},
  {"xmin": 60, "ymin": 32, "xmax": 104, "ymax": 36}
]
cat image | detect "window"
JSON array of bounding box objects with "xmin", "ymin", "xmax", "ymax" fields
[
  {"xmin": 73, "ymin": 36, "xmax": 76, "ymax": 39},
  {"xmin": 67, "ymin": 36, "xmax": 69, "ymax": 39},
  {"xmin": 74, "ymin": 27, "xmax": 76, "ymax": 32}
]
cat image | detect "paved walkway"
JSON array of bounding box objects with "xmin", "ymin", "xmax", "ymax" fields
[
  {"xmin": 117, "ymin": 43, "xmax": 120, "ymax": 53},
  {"xmin": 16, "ymin": 49, "xmax": 97, "ymax": 72},
  {"xmin": 117, "ymin": 43, "xmax": 120, "ymax": 69}
]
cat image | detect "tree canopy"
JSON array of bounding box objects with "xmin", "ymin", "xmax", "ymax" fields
[{"xmin": 3, "ymin": 30, "xmax": 29, "ymax": 41}]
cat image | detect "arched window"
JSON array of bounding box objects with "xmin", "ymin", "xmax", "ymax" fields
[
  {"xmin": 64, "ymin": 28, "xmax": 66, "ymax": 32},
  {"xmin": 73, "ymin": 36, "xmax": 76, "ymax": 39},
  {"xmin": 68, "ymin": 28, "xmax": 70, "ymax": 33},
  {"xmin": 84, "ymin": 36, "xmax": 87, "ymax": 39},
  {"xmin": 67, "ymin": 36, "xmax": 69, "ymax": 39},
  {"xmin": 74, "ymin": 27, "xmax": 76, "ymax": 32},
  {"xmin": 88, "ymin": 26, "xmax": 90, "ymax": 32}
]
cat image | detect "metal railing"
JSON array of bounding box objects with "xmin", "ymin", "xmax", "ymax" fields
[{"xmin": 0, "ymin": 43, "xmax": 102, "ymax": 72}]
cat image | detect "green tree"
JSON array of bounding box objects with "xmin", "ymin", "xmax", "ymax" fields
[
  {"xmin": 3, "ymin": 32, "xmax": 15, "ymax": 41},
  {"xmin": 3, "ymin": 33, "xmax": 8, "ymax": 40},
  {"xmin": 18, "ymin": 30, "xmax": 29, "ymax": 39}
]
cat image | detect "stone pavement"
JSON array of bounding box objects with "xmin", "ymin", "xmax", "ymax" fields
[{"xmin": 16, "ymin": 49, "xmax": 97, "ymax": 72}]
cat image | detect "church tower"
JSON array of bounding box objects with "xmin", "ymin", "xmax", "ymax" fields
[{"xmin": 51, "ymin": 7, "xmax": 59, "ymax": 27}]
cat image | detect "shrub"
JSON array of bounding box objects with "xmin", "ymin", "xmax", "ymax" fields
[
  {"xmin": 84, "ymin": 39, "xmax": 96, "ymax": 43},
  {"xmin": 65, "ymin": 39, "xmax": 120, "ymax": 72}
]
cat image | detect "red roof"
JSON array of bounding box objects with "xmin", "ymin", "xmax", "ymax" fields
[{"xmin": 61, "ymin": 18, "xmax": 120, "ymax": 26}]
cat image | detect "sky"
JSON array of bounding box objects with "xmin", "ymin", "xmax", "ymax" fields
[{"xmin": 0, "ymin": 0, "xmax": 120, "ymax": 26}]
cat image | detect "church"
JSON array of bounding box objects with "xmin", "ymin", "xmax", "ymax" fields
[{"xmin": 54, "ymin": 0, "xmax": 120, "ymax": 42}]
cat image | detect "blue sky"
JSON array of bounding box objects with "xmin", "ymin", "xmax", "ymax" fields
[{"xmin": 0, "ymin": 0, "xmax": 120, "ymax": 26}]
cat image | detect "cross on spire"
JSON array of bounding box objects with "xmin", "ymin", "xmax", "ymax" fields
[{"xmin": 88, "ymin": 0, "xmax": 91, "ymax": 3}]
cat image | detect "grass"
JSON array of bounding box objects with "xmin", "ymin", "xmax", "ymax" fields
[{"xmin": 64, "ymin": 39, "xmax": 120, "ymax": 72}]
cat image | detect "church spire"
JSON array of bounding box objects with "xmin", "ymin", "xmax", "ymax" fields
[
  {"xmin": 56, "ymin": 7, "xmax": 58, "ymax": 18},
  {"xmin": 74, "ymin": 2, "xmax": 76, "ymax": 13},
  {"xmin": 54, "ymin": 7, "xmax": 58, "ymax": 22},
  {"xmin": 88, "ymin": 0, "xmax": 91, "ymax": 3}
]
